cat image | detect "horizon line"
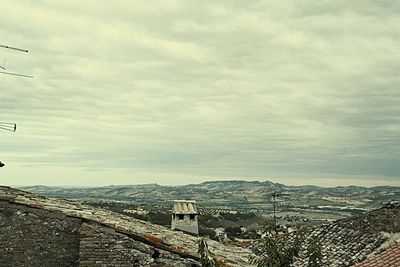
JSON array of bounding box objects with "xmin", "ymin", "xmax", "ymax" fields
[{"xmin": 10, "ymin": 178, "xmax": 400, "ymax": 189}]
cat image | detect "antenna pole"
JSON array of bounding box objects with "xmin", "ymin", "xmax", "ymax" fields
[
  {"xmin": 271, "ymin": 191, "xmax": 289, "ymax": 233},
  {"xmin": 272, "ymin": 191, "xmax": 277, "ymax": 232},
  {"xmin": 0, "ymin": 43, "xmax": 28, "ymax": 167}
]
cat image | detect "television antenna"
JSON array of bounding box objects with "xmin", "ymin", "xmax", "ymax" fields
[
  {"xmin": 0, "ymin": 44, "xmax": 33, "ymax": 78},
  {"xmin": 271, "ymin": 190, "xmax": 289, "ymax": 232},
  {"xmin": 1, "ymin": 43, "xmax": 29, "ymax": 167}
]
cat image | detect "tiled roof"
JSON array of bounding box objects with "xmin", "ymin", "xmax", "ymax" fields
[
  {"xmin": 289, "ymin": 202, "xmax": 400, "ymax": 267},
  {"xmin": 352, "ymin": 244, "xmax": 400, "ymax": 267},
  {"xmin": 173, "ymin": 200, "xmax": 198, "ymax": 214},
  {"xmin": 0, "ymin": 186, "xmax": 253, "ymax": 266},
  {"xmin": 268, "ymin": 202, "xmax": 400, "ymax": 267}
]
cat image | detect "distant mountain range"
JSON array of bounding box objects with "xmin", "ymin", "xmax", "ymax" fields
[{"xmin": 19, "ymin": 180, "xmax": 400, "ymax": 211}]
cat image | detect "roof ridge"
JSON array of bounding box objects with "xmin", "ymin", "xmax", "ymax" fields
[{"xmin": 0, "ymin": 186, "xmax": 254, "ymax": 266}]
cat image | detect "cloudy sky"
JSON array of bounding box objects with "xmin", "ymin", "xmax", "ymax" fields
[{"xmin": 0, "ymin": 1, "xmax": 399, "ymax": 186}]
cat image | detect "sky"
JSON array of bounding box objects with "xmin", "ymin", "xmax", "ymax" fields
[{"xmin": 0, "ymin": 1, "xmax": 399, "ymax": 187}]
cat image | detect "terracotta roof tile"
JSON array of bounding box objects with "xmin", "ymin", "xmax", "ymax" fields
[
  {"xmin": 173, "ymin": 200, "xmax": 198, "ymax": 214},
  {"xmin": 352, "ymin": 244, "xmax": 400, "ymax": 267}
]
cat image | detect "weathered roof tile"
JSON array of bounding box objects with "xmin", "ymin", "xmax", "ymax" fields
[{"xmin": 352, "ymin": 244, "xmax": 400, "ymax": 267}]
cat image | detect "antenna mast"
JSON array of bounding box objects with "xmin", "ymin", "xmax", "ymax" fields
[
  {"xmin": 271, "ymin": 190, "xmax": 289, "ymax": 232},
  {"xmin": 1, "ymin": 43, "xmax": 30, "ymax": 167}
]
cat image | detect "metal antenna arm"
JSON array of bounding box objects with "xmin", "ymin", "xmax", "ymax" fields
[
  {"xmin": 0, "ymin": 44, "xmax": 28, "ymax": 53},
  {"xmin": 1, "ymin": 71, "xmax": 33, "ymax": 78},
  {"xmin": 0, "ymin": 123, "xmax": 17, "ymax": 132}
]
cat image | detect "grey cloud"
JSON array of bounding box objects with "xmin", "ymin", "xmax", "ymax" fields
[{"xmin": 0, "ymin": 1, "xmax": 399, "ymax": 186}]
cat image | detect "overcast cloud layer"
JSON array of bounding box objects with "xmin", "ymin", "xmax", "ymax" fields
[{"xmin": 0, "ymin": 1, "xmax": 399, "ymax": 186}]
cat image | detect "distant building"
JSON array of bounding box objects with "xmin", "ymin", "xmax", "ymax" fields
[{"xmin": 171, "ymin": 200, "xmax": 199, "ymax": 236}]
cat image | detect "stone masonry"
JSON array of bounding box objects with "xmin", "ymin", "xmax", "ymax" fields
[
  {"xmin": 0, "ymin": 201, "xmax": 81, "ymax": 267},
  {"xmin": 0, "ymin": 186, "xmax": 254, "ymax": 266},
  {"xmin": 80, "ymin": 222, "xmax": 198, "ymax": 266}
]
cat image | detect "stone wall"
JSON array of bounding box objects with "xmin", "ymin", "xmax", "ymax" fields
[
  {"xmin": 0, "ymin": 186, "xmax": 253, "ymax": 266},
  {"xmin": 80, "ymin": 222, "xmax": 199, "ymax": 267},
  {"xmin": 0, "ymin": 201, "xmax": 81, "ymax": 267},
  {"xmin": 0, "ymin": 201, "xmax": 199, "ymax": 267}
]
